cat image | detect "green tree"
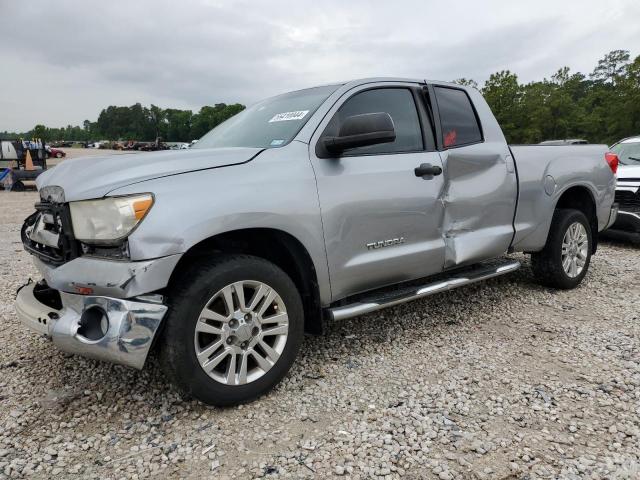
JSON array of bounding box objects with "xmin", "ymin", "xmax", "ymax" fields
[
  {"xmin": 165, "ymin": 109, "xmax": 193, "ymax": 142},
  {"xmin": 453, "ymin": 78, "xmax": 478, "ymax": 89},
  {"xmin": 148, "ymin": 104, "xmax": 166, "ymax": 140},
  {"xmin": 190, "ymin": 103, "xmax": 245, "ymax": 139},
  {"xmin": 482, "ymin": 71, "xmax": 523, "ymax": 142},
  {"xmin": 591, "ymin": 49, "xmax": 630, "ymax": 84},
  {"xmin": 31, "ymin": 124, "xmax": 47, "ymax": 140}
]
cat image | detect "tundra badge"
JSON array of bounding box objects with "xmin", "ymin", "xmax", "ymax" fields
[{"xmin": 366, "ymin": 237, "xmax": 405, "ymax": 250}]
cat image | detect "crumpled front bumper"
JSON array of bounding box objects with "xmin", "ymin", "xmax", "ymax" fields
[
  {"xmin": 32, "ymin": 254, "xmax": 182, "ymax": 299},
  {"xmin": 15, "ymin": 282, "xmax": 167, "ymax": 369}
]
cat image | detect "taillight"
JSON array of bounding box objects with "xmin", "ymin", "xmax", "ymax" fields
[{"xmin": 605, "ymin": 152, "xmax": 619, "ymax": 174}]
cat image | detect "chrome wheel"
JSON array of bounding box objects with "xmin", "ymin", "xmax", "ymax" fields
[
  {"xmin": 193, "ymin": 280, "xmax": 289, "ymax": 385},
  {"xmin": 561, "ymin": 222, "xmax": 588, "ymax": 278}
]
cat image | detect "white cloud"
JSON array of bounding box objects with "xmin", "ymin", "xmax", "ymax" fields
[{"xmin": 0, "ymin": 0, "xmax": 638, "ymax": 131}]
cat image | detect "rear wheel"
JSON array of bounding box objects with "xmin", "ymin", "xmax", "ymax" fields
[
  {"xmin": 531, "ymin": 208, "xmax": 592, "ymax": 289},
  {"xmin": 160, "ymin": 255, "xmax": 304, "ymax": 406}
]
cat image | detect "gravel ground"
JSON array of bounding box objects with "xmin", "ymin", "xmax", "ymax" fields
[{"xmin": 1, "ymin": 191, "xmax": 639, "ymax": 479}]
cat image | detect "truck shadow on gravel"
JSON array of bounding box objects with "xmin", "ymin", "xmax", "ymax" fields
[
  {"xmin": 302, "ymin": 259, "xmax": 540, "ymax": 353},
  {"xmin": 35, "ymin": 254, "xmax": 603, "ymax": 413},
  {"xmin": 45, "ymin": 256, "xmax": 555, "ymax": 409},
  {"xmin": 600, "ymin": 234, "xmax": 640, "ymax": 249}
]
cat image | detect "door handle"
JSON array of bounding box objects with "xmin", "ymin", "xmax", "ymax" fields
[{"xmin": 414, "ymin": 163, "xmax": 442, "ymax": 178}]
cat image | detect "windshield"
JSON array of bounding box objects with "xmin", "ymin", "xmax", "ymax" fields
[
  {"xmin": 611, "ymin": 141, "xmax": 640, "ymax": 165},
  {"xmin": 193, "ymin": 85, "xmax": 340, "ymax": 149}
]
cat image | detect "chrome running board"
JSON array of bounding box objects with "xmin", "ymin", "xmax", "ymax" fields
[{"xmin": 327, "ymin": 260, "xmax": 521, "ymax": 321}]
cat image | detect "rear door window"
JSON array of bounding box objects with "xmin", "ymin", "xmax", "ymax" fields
[{"xmin": 433, "ymin": 87, "xmax": 482, "ymax": 148}]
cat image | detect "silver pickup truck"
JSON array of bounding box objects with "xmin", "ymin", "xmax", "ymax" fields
[{"xmin": 15, "ymin": 78, "xmax": 618, "ymax": 406}]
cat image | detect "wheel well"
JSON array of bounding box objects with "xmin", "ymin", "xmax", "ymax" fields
[
  {"xmin": 168, "ymin": 228, "xmax": 324, "ymax": 334},
  {"xmin": 555, "ymin": 186, "xmax": 598, "ymax": 253}
]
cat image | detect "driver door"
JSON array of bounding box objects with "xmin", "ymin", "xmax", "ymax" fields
[{"xmin": 310, "ymin": 83, "xmax": 446, "ymax": 301}]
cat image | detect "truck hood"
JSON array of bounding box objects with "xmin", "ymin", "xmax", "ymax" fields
[{"xmin": 36, "ymin": 147, "xmax": 263, "ymax": 201}]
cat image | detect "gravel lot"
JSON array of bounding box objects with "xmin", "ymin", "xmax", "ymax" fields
[{"xmin": 0, "ymin": 191, "xmax": 639, "ymax": 479}]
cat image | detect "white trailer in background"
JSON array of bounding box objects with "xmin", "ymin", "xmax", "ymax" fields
[{"xmin": 1, "ymin": 140, "xmax": 19, "ymax": 160}]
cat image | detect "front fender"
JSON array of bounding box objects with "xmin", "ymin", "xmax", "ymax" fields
[{"xmin": 109, "ymin": 144, "xmax": 331, "ymax": 304}]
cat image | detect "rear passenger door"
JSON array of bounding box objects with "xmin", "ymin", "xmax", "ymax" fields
[
  {"xmin": 429, "ymin": 85, "xmax": 517, "ymax": 268},
  {"xmin": 311, "ymin": 83, "xmax": 446, "ymax": 301}
]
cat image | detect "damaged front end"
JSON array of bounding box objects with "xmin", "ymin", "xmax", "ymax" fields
[
  {"xmin": 16, "ymin": 280, "xmax": 167, "ymax": 369},
  {"xmin": 16, "ymin": 189, "xmax": 181, "ymax": 369}
]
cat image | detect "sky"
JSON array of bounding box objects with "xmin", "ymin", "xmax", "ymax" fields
[{"xmin": 1, "ymin": 0, "xmax": 639, "ymax": 132}]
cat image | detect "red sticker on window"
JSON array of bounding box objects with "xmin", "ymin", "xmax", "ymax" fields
[{"xmin": 444, "ymin": 130, "xmax": 457, "ymax": 148}]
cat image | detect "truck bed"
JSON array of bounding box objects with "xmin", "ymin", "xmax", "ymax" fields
[{"xmin": 509, "ymin": 143, "xmax": 613, "ymax": 252}]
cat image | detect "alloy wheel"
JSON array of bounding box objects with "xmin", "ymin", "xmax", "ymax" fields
[
  {"xmin": 193, "ymin": 280, "xmax": 289, "ymax": 385},
  {"xmin": 561, "ymin": 222, "xmax": 588, "ymax": 278}
]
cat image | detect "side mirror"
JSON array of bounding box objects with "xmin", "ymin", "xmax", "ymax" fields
[{"xmin": 323, "ymin": 112, "xmax": 396, "ymax": 155}]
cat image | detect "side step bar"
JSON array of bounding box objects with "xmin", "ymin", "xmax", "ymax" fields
[{"xmin": 327, "ymin": 260, "xmax": 521, "ymax": 321}]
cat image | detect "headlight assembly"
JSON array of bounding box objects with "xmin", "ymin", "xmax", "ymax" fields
[{"xmin": 69, "ymin": 194, "xmax": 154, "ymax": 244}]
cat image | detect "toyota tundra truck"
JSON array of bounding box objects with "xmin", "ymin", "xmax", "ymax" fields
[{"xmin": 15, "ymin": 78, "xmax": 618, "ymax": 406}]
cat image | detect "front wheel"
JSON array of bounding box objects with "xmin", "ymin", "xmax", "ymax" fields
[
  {"xmin": 55, "ymin": 152, "xmax": 63, "ymax": 158},
  {"xmin": 160, "ymin": 255, "xmax": 304, "ymax": 406},
  {"xmin": 531, "ymin": 208, "xmax": 592, "ymax": 289}
]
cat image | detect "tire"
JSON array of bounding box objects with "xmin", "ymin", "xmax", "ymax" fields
[
  {"xmin": 160, "ymin": 254, "xmax": 304, "ymax": 406},
  {"xmin": 531, "ymin": 208, "xmax": 592, "ymax": 289},
  {"xmin": 11, "ymin": 181, "xmax": 25, "ymax": 192},
  {"xmin": 55, "ymin": 152, "xmax": 63, "ymax": 158}
]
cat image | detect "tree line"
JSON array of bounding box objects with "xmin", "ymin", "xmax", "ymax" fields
[
  {"xmin": 2, "ymin": 50, "xmax": 638, "ymax": 145},
  {"xmin": 455, "ymin": 49, "xmax": 639, "ymax": 145},
  {"xmin": 1, "ymin": 103, "xmax": 245, "ymax": 143}
]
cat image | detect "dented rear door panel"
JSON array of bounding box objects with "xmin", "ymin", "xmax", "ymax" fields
[
  {"xmin": 427, "ymin": 83, "xmax": 518, "ymax": 269},
  {"xmin": 439, "ymin": 141, "xmax": 518, "ymax": 268}
]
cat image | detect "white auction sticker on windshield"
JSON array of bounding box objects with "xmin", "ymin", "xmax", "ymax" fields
[{"xmin": 268, "ymin": 110, "xmax": 309, "ymax": 122}]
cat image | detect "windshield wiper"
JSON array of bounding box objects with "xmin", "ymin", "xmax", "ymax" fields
[{"xmin": 628, "ymin": 156, "xmax": 640, "ymax": 161}]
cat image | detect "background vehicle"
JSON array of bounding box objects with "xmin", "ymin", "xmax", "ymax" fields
[
  {"xmin": 50, "ymin": 141, "xmax": 75, "ymax": 148},
  {"xmin": 607, "ymin": 136, "xmax": 640, "ymax": 240},
  {"xmin": 15, "ymin": 78, "xmax": 617, "ymax": 406},
  {"xmin": 45, "ymin": 146, "xmax": 66, "ymax": 158},
  {"xmin": 139, "ymin": 141, "xmax": 169, "ymax": 151},
  {"xmin": 539, "ymin": 139, "xmax": 589, "ymax": 145},
  {"xmin": 165, "ymin": 142, "xmax": 189, "ymax": 150},
  {"xmin": 85, "ymin": 140, "xmax": 108, "ymax": 149}
]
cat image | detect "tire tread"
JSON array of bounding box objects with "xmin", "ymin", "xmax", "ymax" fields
[{"xmin": 531, "ymin": 208, "xmax": 592, "ymax": 289}]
